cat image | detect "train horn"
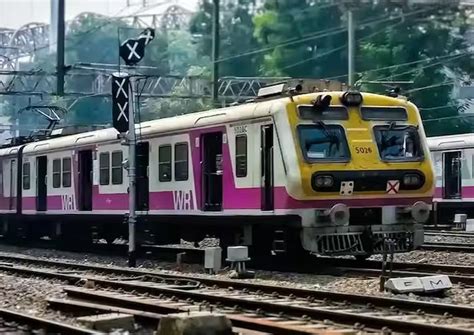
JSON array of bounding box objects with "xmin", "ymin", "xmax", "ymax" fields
[
  {"xmin": 410, "ymin": 201, "xmax": 430, "ymax": 223},
  {"xmin": 327, "ymin": 203, "xmax": 350, "ymax": 226}
]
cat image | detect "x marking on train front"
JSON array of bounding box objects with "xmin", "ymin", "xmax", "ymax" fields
[{"xmin": 386, "ymin": 180, "xmax": 400, "ymax": 194}]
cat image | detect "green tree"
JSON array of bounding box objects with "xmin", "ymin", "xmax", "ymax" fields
[
  {"xmin": 190, "ymin": 0, "xmax": 261, "ymax": 77},
  {"xmin": 253, "ymin": 0, "xmax": 347, "ymax": 77},
  {"xmin": 357, "ymin": 5, "xmax": 473, "ymax": 136}
]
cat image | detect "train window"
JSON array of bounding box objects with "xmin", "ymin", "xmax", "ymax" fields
[
  {"xmin": 99, "ymin": 152, "xmax": 110, "ymax": 185},
  {"xmin": 52, "ymin": 159, "xmax": 61, "ymax": 188},
  {"xmin": 235, "ymin": 135, "xmax": 247, "ymax": 177},
  {"xmin": 374, "ymin": 125, "xmax": 423, "ymax": 161},
  {"xmin": 62, "ymin": 158, "xmax": 71, "ymax": 188},
  {"xmin": 174, "ymin": 143, "xmax": 188, "ymax": 181},
  {"xmin": 22, "ymin": 162, "xmax": 30, "ymax": 190},
  {"xmin": 361, "ymin": 107, "xmax": 408, "ymax": 121},
  {"xmin": 111, "ymin": 151, "xmax": 123, "ymax": 185},
  {"xmin": 298, "ymin": 105, "xmax": 348, "ymax": 120},
  {"xmin": 159, "ymin": 145, "xmax": 172, "ymax": 182},
  {"xmin": 298, "ymin": 125, "xmax": 350, "ymax": 162}
]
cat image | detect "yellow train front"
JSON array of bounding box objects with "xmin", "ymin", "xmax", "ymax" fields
[{"xmin": 277, "ymin": 89, "xmax": 434, "ymax": 257}]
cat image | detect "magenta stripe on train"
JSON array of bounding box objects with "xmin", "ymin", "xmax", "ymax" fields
[{"xmin": 434, "ymin": 186, "xmax": 474, "ymax": 200}]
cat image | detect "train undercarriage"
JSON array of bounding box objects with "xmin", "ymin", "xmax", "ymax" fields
[{"xmin": 0, "ymin": 212, "xmax": 423, "ymax": 260}]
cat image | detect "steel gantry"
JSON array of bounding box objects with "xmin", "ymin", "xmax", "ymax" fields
[{"xmin": 0, "ymin": 3, "xmax": 194, "ymax": 71}]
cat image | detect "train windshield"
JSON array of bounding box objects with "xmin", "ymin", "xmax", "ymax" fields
[
  {"xmin": 374, "ymin": 125, "xmax": 423, "ymax": 161},
  {"xmin": 298, "ymin": 124, "xmax": 350, "ymax": 161}
]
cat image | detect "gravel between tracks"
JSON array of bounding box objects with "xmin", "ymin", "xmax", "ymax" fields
[
  {"xmin": 0, "ymin": 243, "xmax": 472, "ymax": 308},
  {"xmin": 424, "ymin": 235, "xmax": 474, "ymax": 245},
  {"xmin": 368, "ymin": 250, "xmax": 474, "ymax": 266},
  {"xmin": 0, "ymin": 273, "xmax": 76, "ymax": 325}
]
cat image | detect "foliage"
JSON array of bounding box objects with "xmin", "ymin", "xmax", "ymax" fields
[
  {"xmin": 0, "ymin": 0, "xmax": 472, "ymax": 137},
  {"xmin": 253, "ymin": 0, "xmax": 347, "ymax": 77},
  {"xmin": 190, "ymin": 0, "xmax": 261, "ymax": 77},
  {"xmin": 356, "ymin": 5, "xmax": 473, "ymax": 136}
]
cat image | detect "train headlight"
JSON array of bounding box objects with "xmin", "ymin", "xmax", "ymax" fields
[
  {"xmin": 403, "ymin": 173, "xmax": 421, "ymax": 187},
  {"xmin": 341, "ymin": 91, "xmax": 363, "ymax": 107},
  {"xmin": 315, "ymin": 175, "xmax": 334, "ymax": 188}
]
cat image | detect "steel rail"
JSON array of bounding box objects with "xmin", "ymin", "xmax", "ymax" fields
[
  {"xmin": 47, "ymin": 297, "xmax": 323, "ymax": 335},
  {"xmin": 0, "ymin": 253, "xmax": 473, "ymax": 316},
  {"xmin": 0, "ymin": 307, "xmax": 99, "ymax": 334},
  {"xmin": 420, "ymin": 243, "xmax": 474, "ymax": 253},
  {"xmin": 424, "ymin": 232, "xmax": 474, "ymax": 238},
  {"xmin": 0, "ymin": 258, "xmax": 473, "ymax": 320},
  {"xmin": 63, "ymin": 286, "xmax": 474, "ymax": 335}
]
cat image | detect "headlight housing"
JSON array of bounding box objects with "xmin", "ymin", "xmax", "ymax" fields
[
  {"xmin": 314, "ymin": 175, "xmax": 334, "ymax": 188},
  {"xmin": 402, "ymin": 173, "xmax": 424, "ymax": 189}
]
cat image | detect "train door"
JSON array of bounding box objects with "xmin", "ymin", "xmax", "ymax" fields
[
  {"xmin": 78, "ymin": 150, "xmax": 93, "ymax": 211},
  {"xmin": 136, "ymin": 142, "xmax": 149, "ymax": 211},
  {"xmin": 202, "ymin": 132, "xmax": 222, "ymax": 211},
  {"xmin": 9, "ymin": 159, "xmax": 16, "ymax": 211},
  {"xmin": 261, "ymin": 125, "xmax": 274, "ymax": 211},
  {"xmin": 443, "ymin": 151, "xmax": 462, "ymax": 199},
  {"xmin": 36, "ymin": 156, "xmax": 47, "ymax": 211}
]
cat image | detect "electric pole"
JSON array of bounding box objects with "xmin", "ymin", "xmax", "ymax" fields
[
  {"xmin": 115, "ymin": 28, "xmax": 155, "ymax": 267},
  {"xmin": 211, "ymin": 0, "xmax": 220, "ymax": 103},
  {"xmin": 56, "ymin": 0, "xmax": 65, "ymax": 96}
]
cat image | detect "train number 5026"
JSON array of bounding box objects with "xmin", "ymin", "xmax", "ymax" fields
[{"xmin": 355, "ymin": 147, "xmax": 372, "ymax": 154}]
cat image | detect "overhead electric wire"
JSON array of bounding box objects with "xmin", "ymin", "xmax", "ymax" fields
[
  {"xmin": 423, "ymin": 113, "xmax": 474, "ymax": 123},
  {"xmin": 214, "ymin": 10, "xmax": 411, "ymax": 64},
  {"xmin": 420, "ymin": 104, "xmax": 459, "ymax": 111},
  {"xmin": 280, "ymin": 17, "xmax": 411, "ymax": 71},
  {"xmin": 406, "ymin": 81, "xmax": 455, "ymax": 93},
  {"xmin": 375, "ymin": 53, "xmax": 471, "ymax": 81},
  {"xmin": 325, "ymin": 49, "xmax": 472, "ymax": 81}
]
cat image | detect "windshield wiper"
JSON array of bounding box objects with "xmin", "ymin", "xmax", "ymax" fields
[{"xmin": 314, "ymin": 120, "xmax": 331, "ymax": 138}]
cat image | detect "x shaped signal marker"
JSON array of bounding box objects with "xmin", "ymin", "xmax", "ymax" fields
[
  {"xmin": 140, "ymin": 29, "xmax": 154, "ymax": 45},
  {"xmin": 126, "ymin": 41, "xmax": 140, "ymax": 60},
  {"xmin": 114, "ymin": 79, "xmax": 128, "ymax": 99},
  {"xmin": 117, "ymin": 102, "xmax": 129, "ymax": 122}
]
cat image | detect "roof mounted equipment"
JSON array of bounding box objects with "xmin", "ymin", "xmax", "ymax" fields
[{"xmin": 340, "ymin": 90, "xmax": 363, "ymax": 107}]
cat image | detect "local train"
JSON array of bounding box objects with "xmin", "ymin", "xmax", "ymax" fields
[
  {"xmin": 0, "ymin": 81, "xmax": 435, "ymax": 258},
  {"xmin": 428, "ymin": 133, "xmax": 474, "ymax": 225}
]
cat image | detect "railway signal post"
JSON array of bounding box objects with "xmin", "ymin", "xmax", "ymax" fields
[{"xmin": 115, "ymin": 28, "xmax": 155, "ymax": 267}]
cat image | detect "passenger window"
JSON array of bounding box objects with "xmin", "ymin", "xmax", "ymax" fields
[
  {"xmin": 159, "ymin": 145, "xmax": 172, "ymax": 182},
  {"xmin": 52, "ymin": 159, "xmax": 61, "ymax": 188},
  {"xmin": 175, "ymin": 143, "xmax": 188, "ymax": 181},
  {"xmin": 235, "ymin": 135, "xmax": 247, "ymax": 177},
  {"xmin": 99, "ymin": 152, "xmax": 110, "ymax": 185},
  {"xmin": 111, "ymin": 151, "xmax": 123, "ymax": 185},
  {"xmin": 22, "ymin": 162, "xmax": 30, "ymax": 190},
  {"xmin": 62, "ymin": 158, "xmax": 71, "ymax": 187}
]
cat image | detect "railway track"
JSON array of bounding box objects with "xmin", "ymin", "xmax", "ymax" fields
[
  {"xmin": 425, "ymin": 231, "xmax": 474, "ymax": 238},
  {"xmin": 0, "ymin": 253, "xmax": 473, "ymax": 334},
  {"xmin": 419, "ymin": 242, "xmax": 474, "ymax": 253},
  {"xmin": 0, "ymin": 251, "xmax": 473, "ymax": 284},
  {"xmin": 0, "ymin": 308, "xmax": 97, "ymax": 334}
]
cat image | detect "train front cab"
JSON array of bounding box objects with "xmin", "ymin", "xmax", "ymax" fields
[{"xmin": 287, "ymin": 91, "xmax": 434, "ymax": 257}]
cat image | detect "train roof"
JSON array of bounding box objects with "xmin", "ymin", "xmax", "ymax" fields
[
  {"xmin": 428, "ymin": 133, "xmax": 474, "ymax": 150},
  {"xmin": 0, "ymin": 90, "xmax": 413, "ymax": 157},
  {"xmin": 0, "ymin": 96, "xmax": 275, "ymax": 156}
]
